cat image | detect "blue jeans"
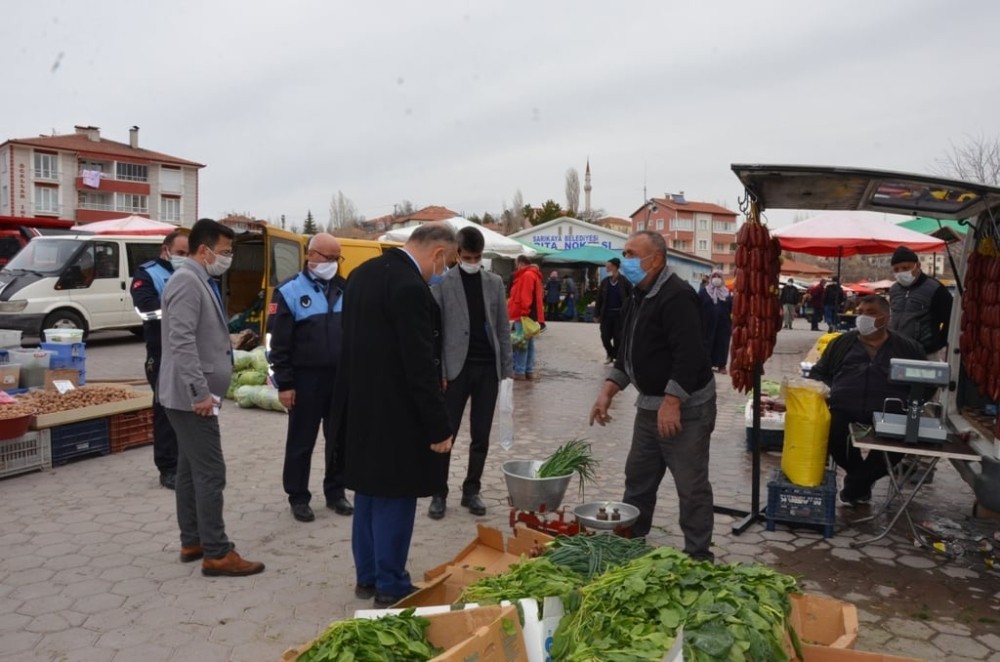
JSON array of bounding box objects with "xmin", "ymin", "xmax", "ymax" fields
[
  {"xmin": 352, "ymin": 493, "xmax": 417, "ymax": 597},
  {"xmin": 511, "ymin": 320, "xmax": 536, "ymax": 375},
  {"xmin": 824, "ymin": 305, "xmax": 838, "ymax": 330}
]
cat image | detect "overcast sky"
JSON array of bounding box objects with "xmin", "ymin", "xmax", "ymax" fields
[{"xmin": 5, "ymin": 1, "xmax": 999, "ymax": 228}]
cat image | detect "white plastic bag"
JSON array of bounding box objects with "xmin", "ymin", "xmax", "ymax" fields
[{"xmin": 497, "ymin": 378, "xmax": 514, "ymax": 450}]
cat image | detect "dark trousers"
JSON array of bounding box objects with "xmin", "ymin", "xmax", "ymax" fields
[
  {"xmin": 545, "ymin": 301, "xmax": 560, "ymax": 319},
  {"xmin": 145, "ymin": 355, "xmax": 178, "ymax": 474},
  {"xmin": 441, "ymin": 362, "xmax": 499, "ymax": 498},
  {"xmin": 352, "ymin": 493, "xmax": 417, "ymax": 597},
  {"xmin": 828, "ymin": 409, "xmax": 901, "ymax": 498},
  {"xmin": 283, "ymin": 368, "xmax": 346, "ymax": 506},
  {"xmin": 165, "ymin": 409, "xmax": 232, "ymax": 559},
  {"xmin": 599, "ymin": 309, "xmax": 622, "ymax": 359},
  {"xmin": 623, "ymin": 398, "xmax": 717, "ymax": 561}
]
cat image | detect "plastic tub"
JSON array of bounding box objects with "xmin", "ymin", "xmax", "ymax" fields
[
  {"xmin": 9, "ymin": 350, "xmax": 52, "ymax": 389},
  {"xmin": 0, "ymin": 413, "xmax": 32, "ymax": 440},
  {"xmin": 0, "ymin": 330, "xmax": 22, "ymax": 348},
  {"xmin": 0, "ymin": 364, "xmax": 21, "ymax": 389},
  {"xmin": 43, "ymin": 329, "xmax": 85, "ymax": 344}
]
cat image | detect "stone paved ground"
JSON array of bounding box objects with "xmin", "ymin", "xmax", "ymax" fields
[{"xmin": 0, "ymin": 322, "xmax": 997, "ymax": 661}]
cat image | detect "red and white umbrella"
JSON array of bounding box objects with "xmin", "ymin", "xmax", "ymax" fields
[
  {"xmin": 772, "ymin": 212, "xmax": 945, "ymax": 257},
  {"xmin": 71, "ymin": 215, "xmax": 179, "ymax": 236}
]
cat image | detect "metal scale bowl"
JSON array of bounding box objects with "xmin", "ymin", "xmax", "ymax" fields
[
  {"xmin": 502, "ymin": 460, "xmax": 581, "ymax": 536},
  {"xmin": 573, "ymin": 501, "xmax": 640, "ymax": 533}
]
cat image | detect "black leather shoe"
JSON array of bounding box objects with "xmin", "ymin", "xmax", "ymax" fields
[
  {"xmin": 428, "ymin": 495, "xmax": 446, "ymax": 520},
  {"xmin": 460, "ymin": 494, "xmax": 487, "ymax": 516},
  {"xmin": 374, "ymin": 590, "xmax": 413, "ymax": 608},
  {"xmin": 326, "ymin": 496, "xmax": 354, "ymax": 516},
  {"xmin": 291, "ymin": 503, "xmax": 315, "ymax": 522},
  {"xmin": 354, "ymin": 583, "xmax": 376, "ymax": 600},
  {"xmin": 159, "ymin": 472, "xmax": 176, "ymax": 490}
]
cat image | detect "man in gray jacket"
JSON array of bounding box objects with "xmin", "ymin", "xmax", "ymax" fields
[
  {"xmin": 159, "ymin": 218, "xmax": 264, "ymax": 577},
  {"xmin": 429, "ymin": 226, "xmax": 513, "ymax": 519}
]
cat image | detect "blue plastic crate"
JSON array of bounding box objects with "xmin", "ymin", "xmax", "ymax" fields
[
  {"xmin": 48, "ymin": 355, "xmax": 85, "ymax": 370},
  {"xmin": 40, "ymin": 342, "xmax": 86, "ymax": 359},
  {"xmin": 765, "ymin": 468, "xmax": 837, "ymax": 538},
  {"xmin": 49, "ymin": 418, "xmax": 109, "ymax": 465}
]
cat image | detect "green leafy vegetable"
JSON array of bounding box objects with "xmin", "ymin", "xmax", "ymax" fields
[
  {"xmin": 545, "ymin": 534, "xmax": 653, "ymax": 579},
  {"xmin": 296, "ymin": 609, "xmax": 441, "ymax": 662},
  {"xmin": 457, "ymin": 557, "xmax": 583, "ymax": 608}
]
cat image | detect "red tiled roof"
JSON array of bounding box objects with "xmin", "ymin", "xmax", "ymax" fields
[
  {"xmin": 5, "ymin": 132, "xmax": 204, "ymax": 167},
  {"xmin": 780, "ymin": 258, "xmax": 834, "ymax": 276},
  {"xmin": 630, "ymin": 198, "xmax": 738, "ymax": 218},
  {"xmin": 403, "ymin": 206, "xmax": 458, "ymax": 222}
]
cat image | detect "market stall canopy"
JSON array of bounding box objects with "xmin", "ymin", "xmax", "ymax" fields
[
  {"xmin": 515, "ymin": 238, "xmax": 557, "ymax": 255},
  {"xmin": 544, "ymin": 244, "xmax": 620, "ymax": 265},
  {"xmin": 70, "ymin": 215, "xmax": 179, "ymax": 236},
  {"xmin": 897, "ymin": 216, "xmax": 970, "ymax": 243},
  {"xmin": 779, "ymin": 258, "xmax": 834, "ymax": 278},
  {"xmin": 731, "ymin": 164, "xmax": 1000, "ymax": 220},
  {"xmin": 378, "ymin": 216, "xmax": 534, "ymax": 258},
  {"xmin": 843, "ymin": 282, "xmax": 876, "ymax": 296},
  {"xmin": 860, "ymin": 279, "xmax": 896, "ymax": 290},
  {"xmin": 770, "ymin": 212, "xmax": 946, "ymax": 257}
]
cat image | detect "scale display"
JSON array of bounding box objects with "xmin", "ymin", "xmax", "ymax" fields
[{"xmin": 888, "ymin": 359, "xmax": 950, "ymax": 386}]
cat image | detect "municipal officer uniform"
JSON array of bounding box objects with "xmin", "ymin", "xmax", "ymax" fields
[
  {"xmin": 130, "ymin": 258, "xmax": 179, "ymax": 486},
  {"xmin": 268, "ymin": 269, "xmax": 351, "ymax": 513}
]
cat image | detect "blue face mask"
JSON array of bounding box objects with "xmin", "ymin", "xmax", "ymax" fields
[
  {"xmin": 428, "ymin": 255, "xmax": 448, "ymax": 286},
  {"xmin": 620, "ymin": 256, "xmax": 647, "ymax": 285}
]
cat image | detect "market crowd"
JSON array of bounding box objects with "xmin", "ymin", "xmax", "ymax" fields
[{"xmin": 140, "ymin": 216, "xmax": 952, "ymax": 607}]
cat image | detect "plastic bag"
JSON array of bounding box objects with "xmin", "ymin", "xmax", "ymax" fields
[
  {"xmin": 521, "ymin": 316, "xmax": 541, "ymax": 338},
  {"xmin": 781, "ymin": 380, "xmax": 830, "ymax": 487},
  {"xmin": 497, "ymin": 378, "xmax": 514, "ymax": 450}
]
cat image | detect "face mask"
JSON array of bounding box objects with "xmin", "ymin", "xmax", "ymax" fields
[
  {"xmin": 169, "ymin": 255, "xmax": 187, "ymax": 271},
  {"xmin": 427, "ymin": 254, "xmax": 448, "ymax": 285},
  {"xmin": 206, "ymin": 249, "xmax": 232, "ymax": 277},
  {"xmin": 856, "ymin": 314, "xmax": 879, "ymax": 336},
  {"xmin": 310, "ymin": 261, "xmax": 338, "ymax": 281},
  {"xmin": 459, "ymin": 261, "xmax": 482, "ymax": 275},
  {"xmin": 895, "ymin": 270, "xmax": 915, "ymax": 287},
  {"xmin": 711, "ymin": 277, "xmax": 723, "ymax": 287},
  {"xmin": 620, "ymin": 257, "xmax": 647, "ymax": 285}
]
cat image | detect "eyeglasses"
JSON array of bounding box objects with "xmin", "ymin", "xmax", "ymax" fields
[
  {"xmin": 309, "ymin": 249, "xmax": 343, "ymax": 264},
  {"xmin": 209, "ymin": 247, "xmax": 234, "ymax": 258}
]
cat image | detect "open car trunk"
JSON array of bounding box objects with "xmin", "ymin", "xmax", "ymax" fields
[{"xmin": 731, "ymin": 164, "xmax": 1000, "ymax": 510}]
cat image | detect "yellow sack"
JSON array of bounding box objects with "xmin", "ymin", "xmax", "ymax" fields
[
  {"xmin": 781, "ymin": 382, "xmax": 830, "ymax": 487},
  {"xmin": 521, "ymin": 316, "xmax": 542, "ymax": 338}
]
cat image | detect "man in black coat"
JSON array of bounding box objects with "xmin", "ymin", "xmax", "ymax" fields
[
  {"xmin": 332, "ymin": 222, "xmax": 456, "ymax": 608},
  {"xmin": 130, "ymin": 231, "xmax": 188, "ymax": 490},
  {"xmin": 594, "ymin": 258, "xmax": 633, "ymax": 364}
]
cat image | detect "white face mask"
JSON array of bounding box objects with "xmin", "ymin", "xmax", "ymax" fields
[
  {"xmin": 310, "ymin": 261, "xmax": 338, "ymax": 281},
  {"xmin": 459, "ymin": 261, "xmax": 482, "ymax": 274},
  {"xmin": 206, "ymin": 249, "xmax": 232, "ymax": 277},
  {"xmin": 855, "ymin": 314, "xmax": 879, "ymax": 336},
  {"xmin": 711, "ymin": 277, "xmax": 723, "ymax": 287},
  {"xmin": 895, "ymin": 270, "xmax": 916, "ymax": 287},
  {"xmin": 169, "ymin": 255, "xmax": 187, "ymax": 271}
]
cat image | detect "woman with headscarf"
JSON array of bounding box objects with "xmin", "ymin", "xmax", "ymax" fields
[
  {"xmin": 544, "ymin": 271, "xmax": 562, "ymax": 319},
  {"xmin": 699, "ymin": 271, "xmax": 732, "ymax": 374}
]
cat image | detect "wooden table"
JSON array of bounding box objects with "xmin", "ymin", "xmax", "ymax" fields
[{"xmin": 847, "ymin": 423, "xmax": 980, "ymax": 548}]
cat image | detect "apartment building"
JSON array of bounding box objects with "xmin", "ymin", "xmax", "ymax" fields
[
  {"xmin": 0, "ymin": 125, "xmax": 204, "ymax": 228},
  {"xmin": 629, "ymin": 193, "xmax": 739, "ymax": 274}
]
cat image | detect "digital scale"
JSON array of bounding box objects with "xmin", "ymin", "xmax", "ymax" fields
[{"xmin": 872, "ymin": 358, "xmax": 950, "ymax": 444}]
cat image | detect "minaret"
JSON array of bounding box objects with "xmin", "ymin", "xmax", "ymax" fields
[{"xmin": 584, "ymin": 158, "xmax": 592, "ymax": 219}]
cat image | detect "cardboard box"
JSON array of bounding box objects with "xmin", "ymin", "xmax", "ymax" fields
[
  {"xmin": 282, "ymin": 604, "xmax": 527, "ymax": 662},
  {"xmin": 789, "ymin": 593, "xmax": 859, "ymax": 650},
  {"xmin": 44, "ymin": 369, "xmax": 80, "ymax": 390},
  {"xmin": 399, "ymin": 526, "xmax": 556, "ymax": 609},
  {"xmin": 799, "ymin": 645, "xmax": 924, "ymax": 661},
  {"xmin": 30, "ymin": 387, "xmax": 153, "ymax": 429}
]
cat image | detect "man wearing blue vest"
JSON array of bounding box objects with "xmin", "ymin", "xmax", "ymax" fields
[
  {"xmin": 131, "ymin": 231, "xmax": 189, "ymax": 490},
  {"xmin": 268, "ymin": 233, "xmax": 353, "ymax": 523}
]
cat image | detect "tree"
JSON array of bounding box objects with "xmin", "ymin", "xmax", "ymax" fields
[
  {"xmin": 302, "ymin": 210, "xmax": 319, "ymax": 235},
  {"xmin": 533, "ymin": 199, "xmax": 565, "ymax": 225},
  {"xmin": 328, "ymin": 191, "xmax": 361, "ymax": 231},
  {"xmin": 565, "ymin": 168, "xmax": 580, "ymax": 216},
  {"xmin": 393, "ymin": 200, "xmax": 416, "ymax": 218},
  {"xmin": 935, "ymin": 133, "xmax": 1000, "ymax": 185},
  {"xmin": 511, "ymin": 189, "xmax": 526, "ymax": 231},
  {"xmin": 466, "ymin": 214, "xmax": 482, "ymax": 225}
]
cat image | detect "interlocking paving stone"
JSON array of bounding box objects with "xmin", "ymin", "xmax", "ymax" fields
[{"xmin": 934, "ymin": 632, "xmax": 991, "ymax": 658}]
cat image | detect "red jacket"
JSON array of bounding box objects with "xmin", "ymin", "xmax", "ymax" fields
[{"xmin": 507, "ymin": 264, "xmax": 545, "ymax": 323}]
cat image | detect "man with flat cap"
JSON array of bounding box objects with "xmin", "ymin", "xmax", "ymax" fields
[{"xmin": 887, "ymin": 245, "xmax": 953, "ymax": 358}]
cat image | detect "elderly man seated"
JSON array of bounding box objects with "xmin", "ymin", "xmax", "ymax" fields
[{"xmin": 808, "ymin": 295, "xmax": 926, "ymax": 505}]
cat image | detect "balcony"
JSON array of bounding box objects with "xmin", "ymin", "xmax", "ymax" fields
[
  {"xmin": 33, "ymin": 169, "xmax": 60, "ymax": 182},
  {"xmin": 32, "ymin": 203, "xmax": 63, "ymax": 217},
  {"xmin": 77, "ymin": 200, "xmax": 115, "ymax": 212}
]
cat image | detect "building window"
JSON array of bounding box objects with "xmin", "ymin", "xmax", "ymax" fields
[
  {"xmin": 656, "ymin": 219, "xmax": 664, "ymax": 230},
  {"xmin": 670, "ymin": 218, "xmax": 693, "ymax": 231},
  {"xmin": 713, "ymin": 220, "xmax": 734, "ymax": 233},
  {"xmin": 115, "ymin": 162, "xmax": 148, "ymax": 182},
  {"xmin": 698, "ymin": 219, "xmax": 709, "ymax": 230},
  {"xmin": 116, "ymin": 193, "xmax": 148, "ymax": 213},
  {"xmin": 34, "ymin": 185, "xmax": 59, "ymax": 214},
  {"xmin": 714, "ymin": 242, "xmax": 728, "ymax": 253},
  {"xmin": 161, "ymin": 166, "xmax": 182, "ymax": 193},
  {"xmin": 78, "ymin": 159, "xmax": 108, "ymax": 174},
  {"xmin": 698, "ymin": 239, "xmax": 708, "ymax": 251},
  {"xmin": 637, "ymin": 221, "xmax": 645, "ymax": 230},
  {"xmin": 34, "ymin": 153, "xmax": 58, "ymax": 180},
  {"xmin": 161, "ymin": 196, "xmax": 181, "ymax": 222},
  {"xmin": 78, "ymin": 191, "xmax": 113, "ymax": 211}
]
